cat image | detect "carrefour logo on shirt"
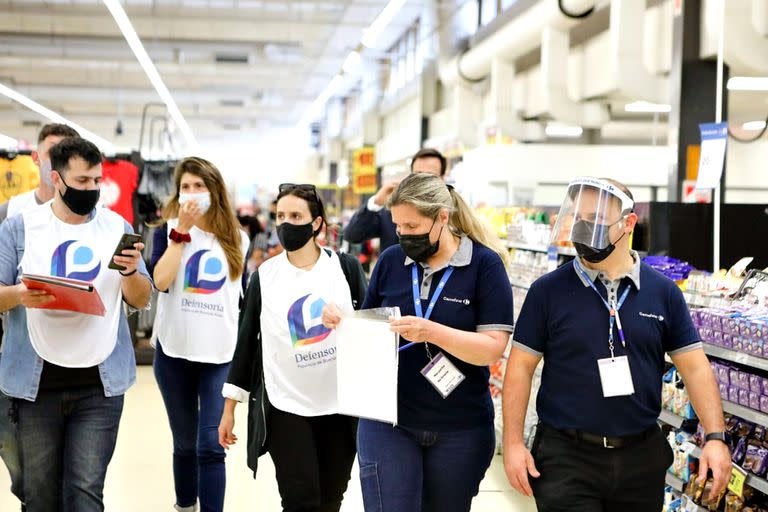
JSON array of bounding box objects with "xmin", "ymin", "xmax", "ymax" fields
[
  {"xmin": 51, "ymin": 240, "xmax": 101, "ymax": 281},
  {"xmin": 288, "ymin": 293, "xmax": 332, "ymax": 347},
  {"xmin": 184, "ymin": 250, "xmax": 226, "ymax": 294}
]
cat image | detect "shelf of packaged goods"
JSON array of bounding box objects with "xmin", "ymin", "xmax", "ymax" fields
[
  {"xmin": 659, "ymin": 409, "xmax": 686, "ymax": 429},
  {"xmin": 703, "ymin": 343, "xmax": 768, "ymax": 372},
  {"xmin": 509, "ymin": 278, "xmax": 532, "ymax": 290},
  {"xmin": 506, "ymin": 241, "xmax": 577, "ymax": 257},
  {"xmin": 665, "ymin": 472, "xmax": 686, "ymax": 492},
  {"xmin": 683, "ymin": 293, "xmax": 731, "ymax": 309},
  {"xmin": 688, "ymin": 446, "xmax": 768, "ymax": 495},
  {"xmin": 722, "ymin": 400, "xmax": 768, "ymax": 427}
]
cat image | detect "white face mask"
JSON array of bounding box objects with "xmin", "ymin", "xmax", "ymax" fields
[{"xmin": 179, "ymin": 191, "xmax": 211, "ymax": 215}]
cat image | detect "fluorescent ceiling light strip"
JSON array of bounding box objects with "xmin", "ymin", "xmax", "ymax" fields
[
  {"xmin": 0, "ymin": 82, "xmax": 115, "ymax": 151},
  {"xmin": 545, "ymin": 123, "xmax": 583, "ymax": 138},
  {"xmin": 743, "ymin": 120, "xmax": 767, "ymax": 130},
  {"xmin": 625, "ymin": 101, "xmax": 672, "ymax": 113},
  {"xmin": 102, "ymin": 0, "xmax": 198, "ymax": 150},
  {"xmin": 727, "ymin": 77, "xmax": 768, "ymax": 91},
  {"xmin": 362, "ymin": 0, "xmax": 408, "ymax": 48}
]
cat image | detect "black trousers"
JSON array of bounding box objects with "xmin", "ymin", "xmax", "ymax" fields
[
  {"xmin": 267, "ymin": 405, "xmax": 358, "ymax": 512},
  {"xmin": 530, "ymin": 424, "xmax": 673, "ymax": 512}
]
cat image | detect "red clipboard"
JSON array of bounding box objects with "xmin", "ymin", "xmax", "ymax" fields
[{"xmin": 21, "ymin": 273, "xmax": 106, "ymax": 317}]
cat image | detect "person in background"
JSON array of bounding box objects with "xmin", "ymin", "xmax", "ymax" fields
[
  {"xmin": 503, "ymin": 177, "xmax": 731, "ymax": 511},
  {"xmin": 219, "ymin": 184, "xmax": 367, "ymax": 512},
  {"xmin": 0, "ymin": 123, "xmax": 79, "ymax": 511},
  {"xmin": 0, "ymin": 124, "xmax": 80, "ymax": 223},
  {"xmin": 323, "ymin": 173, "xmax": 514, "ymax": 512},
  {"xmin": 0, "ymin": 137, "xmax": 152, "ymax": 511},
  {"xmin": 150, "ymin": 157, "xmax": 249, "ymax": 512},
  {"xmin": 237, "ymin": 214, "xmax": 269, "ymax": 273},
  {"xmin": 343, "ymin": 148, "xmax": 447, "ymax": 253}
]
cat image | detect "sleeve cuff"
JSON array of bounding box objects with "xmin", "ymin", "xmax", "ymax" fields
[
  {"xmin": 222, "ymin": 383, "xmax": 250, "ymax": 402},
  {"xmin": 667, "ymin": 341, "xmax": 704, "ymax": 356},
  {"xmin": 367, "ymin": 196, "xmax": 384, "ymax": 212},
  {"xmin": 477, "ymin": 324, "xmax": 514, "ymax": 333},
  {"xmin": 512, "ymin": 340, "xmax": 544, "ymax": 357}
]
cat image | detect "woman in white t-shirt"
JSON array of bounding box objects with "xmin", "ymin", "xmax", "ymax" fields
[
  {"xmin": 218, "ymin": 183, "xmax": 367, "ymax": 512},
  {"xmin": 150, "ymin": 157, "xmax": 249, "ymax": 512}
]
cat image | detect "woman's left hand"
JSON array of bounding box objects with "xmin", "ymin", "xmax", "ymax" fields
[{"xmin": 389, "ymin": 316, "xmax": 438, "ymax": 343}]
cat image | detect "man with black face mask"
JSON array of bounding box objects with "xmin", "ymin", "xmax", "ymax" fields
[
  {"xmin": 502, "ymin": 177, "xmax": 731, "ymax": 511},
  {"xmin": 0, "ymin": 137, "xmax": 152, "ymax": 511}
]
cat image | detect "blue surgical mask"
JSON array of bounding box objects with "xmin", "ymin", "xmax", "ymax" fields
[{"xmin": 179, "ymin": 192, "xmax": 211, "ymax": 215}]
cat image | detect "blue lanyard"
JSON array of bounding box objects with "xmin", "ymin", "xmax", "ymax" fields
[
  {"xmin": 398, "ymin": 265, "xmax": 454, "ymax": 352},
  {"xmin": 576, "ymin": 265, "xmax": 631, "ymax": 358}
]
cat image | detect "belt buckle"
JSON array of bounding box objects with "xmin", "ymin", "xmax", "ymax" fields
[{"xmin": 603, "ymin": 437, "xmax": 614, "ymax": 449}]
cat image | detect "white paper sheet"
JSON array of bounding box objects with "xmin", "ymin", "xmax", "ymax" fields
[{"xmin": 336, "ymin": 307, "xmax": 399, "ymax": 424}]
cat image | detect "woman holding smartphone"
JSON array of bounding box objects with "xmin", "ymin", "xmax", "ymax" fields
[
  {"xmin": 150, "ymin": 157, "xmax": 249, "ymax": 512},
  {"xmin": 323, "ymin": 173, "xmax": 514, "ymax": 512},
  {"xmin": 219, "ymin": 183, "xmax": 367, "ymax": 512}
]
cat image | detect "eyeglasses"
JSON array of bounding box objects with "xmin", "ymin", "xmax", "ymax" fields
[{"xmin": 279, "ymin": 183, "xmax": 317, "ymax": 195}]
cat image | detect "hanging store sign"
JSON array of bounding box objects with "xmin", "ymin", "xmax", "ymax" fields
[
  {"xmin": 695, "ymin": 122, "xmax": 728, "ymax": 190},
  {"xmin": 352, "ymin": 147, "xmax": 377, "ymax": 194}
]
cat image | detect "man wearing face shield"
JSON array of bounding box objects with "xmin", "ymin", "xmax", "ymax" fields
[
  {"xmin": 502, "ymin": 177, "xmax": 731, "ymax": 511},
  {"xmin": 0, "ymin": 124, "xmax": 80, "ymax": 223}
]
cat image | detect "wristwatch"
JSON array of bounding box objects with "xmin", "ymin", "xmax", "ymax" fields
[{"xmin": 705, "ymin": 431, "xmax": 729, "ymax": 444}]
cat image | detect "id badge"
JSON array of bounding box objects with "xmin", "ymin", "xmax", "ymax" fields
[
  {"xmin": 597, "ymin": 356, "xmax": 635, "ymax": 398},
  {"xmin": 421, "ymin": 352, "xmax": 465, "ymax": 398}
]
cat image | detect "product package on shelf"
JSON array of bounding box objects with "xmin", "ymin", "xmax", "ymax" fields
[
  {"xmin": 663, "ymin": 367, "xmax": 698, "ymax": 419},
  {"xmin": 643, "ymin": 255, "xmax": 697, "ymax": 282},
  {"xmin": 694, "ymin": 308, "xmax": 768, "ymax": 356},
  {"xmin": 668, "ymin": 430, "xmax": 697, "ymax": 482},
  {"xmin": 711, "ymin": 360, "xmax": 768, "ymax": 414}
]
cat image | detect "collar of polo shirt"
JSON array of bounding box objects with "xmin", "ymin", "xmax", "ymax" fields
[{"xmin": 574, "ymin": 250, "xmax": 642, "ymax": 290}]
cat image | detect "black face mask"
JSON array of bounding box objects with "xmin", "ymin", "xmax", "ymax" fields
[
  {"xmin": 277, "ymin": 222, "xmax": 314, "ymax": 252},
  {"xmin": 398, "ymin": 219, "xmax": 442, "ymax": 263},
  {"xmin": 57, "ymin": 172, "xmax": 101, "ymax": 216},
  {"xmin": 572, "ymin": 219, "xmax": 626, "ymax": 263}
]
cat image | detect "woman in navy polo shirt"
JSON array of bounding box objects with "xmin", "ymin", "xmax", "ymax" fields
[{"xmin": 324, "ymin": 172, "xmax": 514, "ymax": 512}]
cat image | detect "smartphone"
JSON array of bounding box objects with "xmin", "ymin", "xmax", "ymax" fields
[{"xmin": 108, "ymin": 233, "xmax": 143, "ymax": 271}]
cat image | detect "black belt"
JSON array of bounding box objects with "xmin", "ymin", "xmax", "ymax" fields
[{"xmin": 545, "ymin": 424, "xmax": 659, "ymax": 449}]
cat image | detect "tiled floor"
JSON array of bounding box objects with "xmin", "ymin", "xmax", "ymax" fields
[{"xmin": 0, "ymin": 366, "xmax": 537, "ymax": 511}]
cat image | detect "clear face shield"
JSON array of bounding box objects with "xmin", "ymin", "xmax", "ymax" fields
[{"xmin": 551, "ymin": 177, "xmax": 635, "ymax": 256}]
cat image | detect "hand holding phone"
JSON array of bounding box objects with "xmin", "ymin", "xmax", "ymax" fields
[{"xmin": 109, "ymin": 233, "xmax": 144, "ymax": 272}]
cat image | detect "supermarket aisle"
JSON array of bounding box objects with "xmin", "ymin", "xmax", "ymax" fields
[{"xmin": 0, "ymin": 366, "xmax": 537, "ymax": 511}]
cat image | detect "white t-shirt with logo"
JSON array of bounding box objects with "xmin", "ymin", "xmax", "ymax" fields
[
  {"xmin": 20, "ymin": 203, "xmax": 125, "ymax": 367},
  {"xmin": 7, "ymin": 189, "xmax": 40, "ymax": 219},
  {"xmin": 151, "ymin": 220, "xmax": 249, "ymax": 364},
  {"xmin": 259, "ymin": 250, "xmax": 353, "ymax": 417}
]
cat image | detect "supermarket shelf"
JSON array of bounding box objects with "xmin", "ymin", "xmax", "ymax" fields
[
  {"xmin": 722, "ymin": 400, "xmax": 768, "ymax": 427},
  {"xmin": 665, "ymin": 472, "xmax": 686, "ymax": 492},
  {"xmin": 658, "ymin": 409, "xmax": 686, "ymax": 429},
  {"xmin": 689, "ymin": 446, "xmax": 768, "ymax": 495},
  {"xmin": 509, "ymin": 278, "xmax": 531, "ymax": 290},
  {"xmin": 683, "ymin": 292, "xmax": 731, "ymax": 309},
  {"xmin": 703, "ymin": 343, "xmax": 768, "ymax": 373},
  {"xmin": 507, "ymin": 241, "xmax": 577, "ymax": 257}
]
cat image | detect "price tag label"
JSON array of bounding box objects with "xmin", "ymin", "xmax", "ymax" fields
[{"xmin": 728, "ymin": 464, "xmax": 748, "ymax": 497}]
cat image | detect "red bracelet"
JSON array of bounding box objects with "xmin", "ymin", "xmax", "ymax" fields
[{"xmin": 169, "ymin": 228, "xmax": 191, "ymax": 244}]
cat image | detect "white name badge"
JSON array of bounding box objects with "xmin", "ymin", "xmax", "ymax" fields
[
  {"xmin": 597, "ymin": 356, "xmax": 635, "ymax": 398},
  {"xmin": 421, "ymin": 352, "xmax": 465, "ymax": 399}
]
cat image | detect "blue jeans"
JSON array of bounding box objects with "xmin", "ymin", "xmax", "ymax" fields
[
  {"xmin": 357, "ymin": 419, "xmax": 495, "ymax": 512},
  {"xmin": 17, "ymin": 386, "xmax": 124, "ymax": 512},
  {"xmin": 0, "ymin": 390, "xmax": 23, "ymax": 504},
  {"xmin": 154, "ymin": 342, "xmax": 230, "ymax": 512}
]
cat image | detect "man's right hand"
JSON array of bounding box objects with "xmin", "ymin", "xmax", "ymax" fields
[
  {"xmin": 16, "ymin": 283, "xmax": 55, "ymax": 308},
  {"xmin": 372, "ymin": 180, "xmax": 401, "ymax": 207},
  {"xmin": 504, "ymin": 441, "xmax": 540, "ymax": 498}
]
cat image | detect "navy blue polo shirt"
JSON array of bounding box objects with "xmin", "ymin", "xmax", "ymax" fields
[
  {"xmin": 513, "ymin": 256, "xmax": 701, "ymax": 437},
  {"xmin": 363, "ymin": 236, "xmax": 514, "ymax": 431}
]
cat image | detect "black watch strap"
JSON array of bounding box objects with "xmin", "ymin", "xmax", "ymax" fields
[{"xmin": 705, "ymin": 432, "xmax": 728, "ymax": 444}]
